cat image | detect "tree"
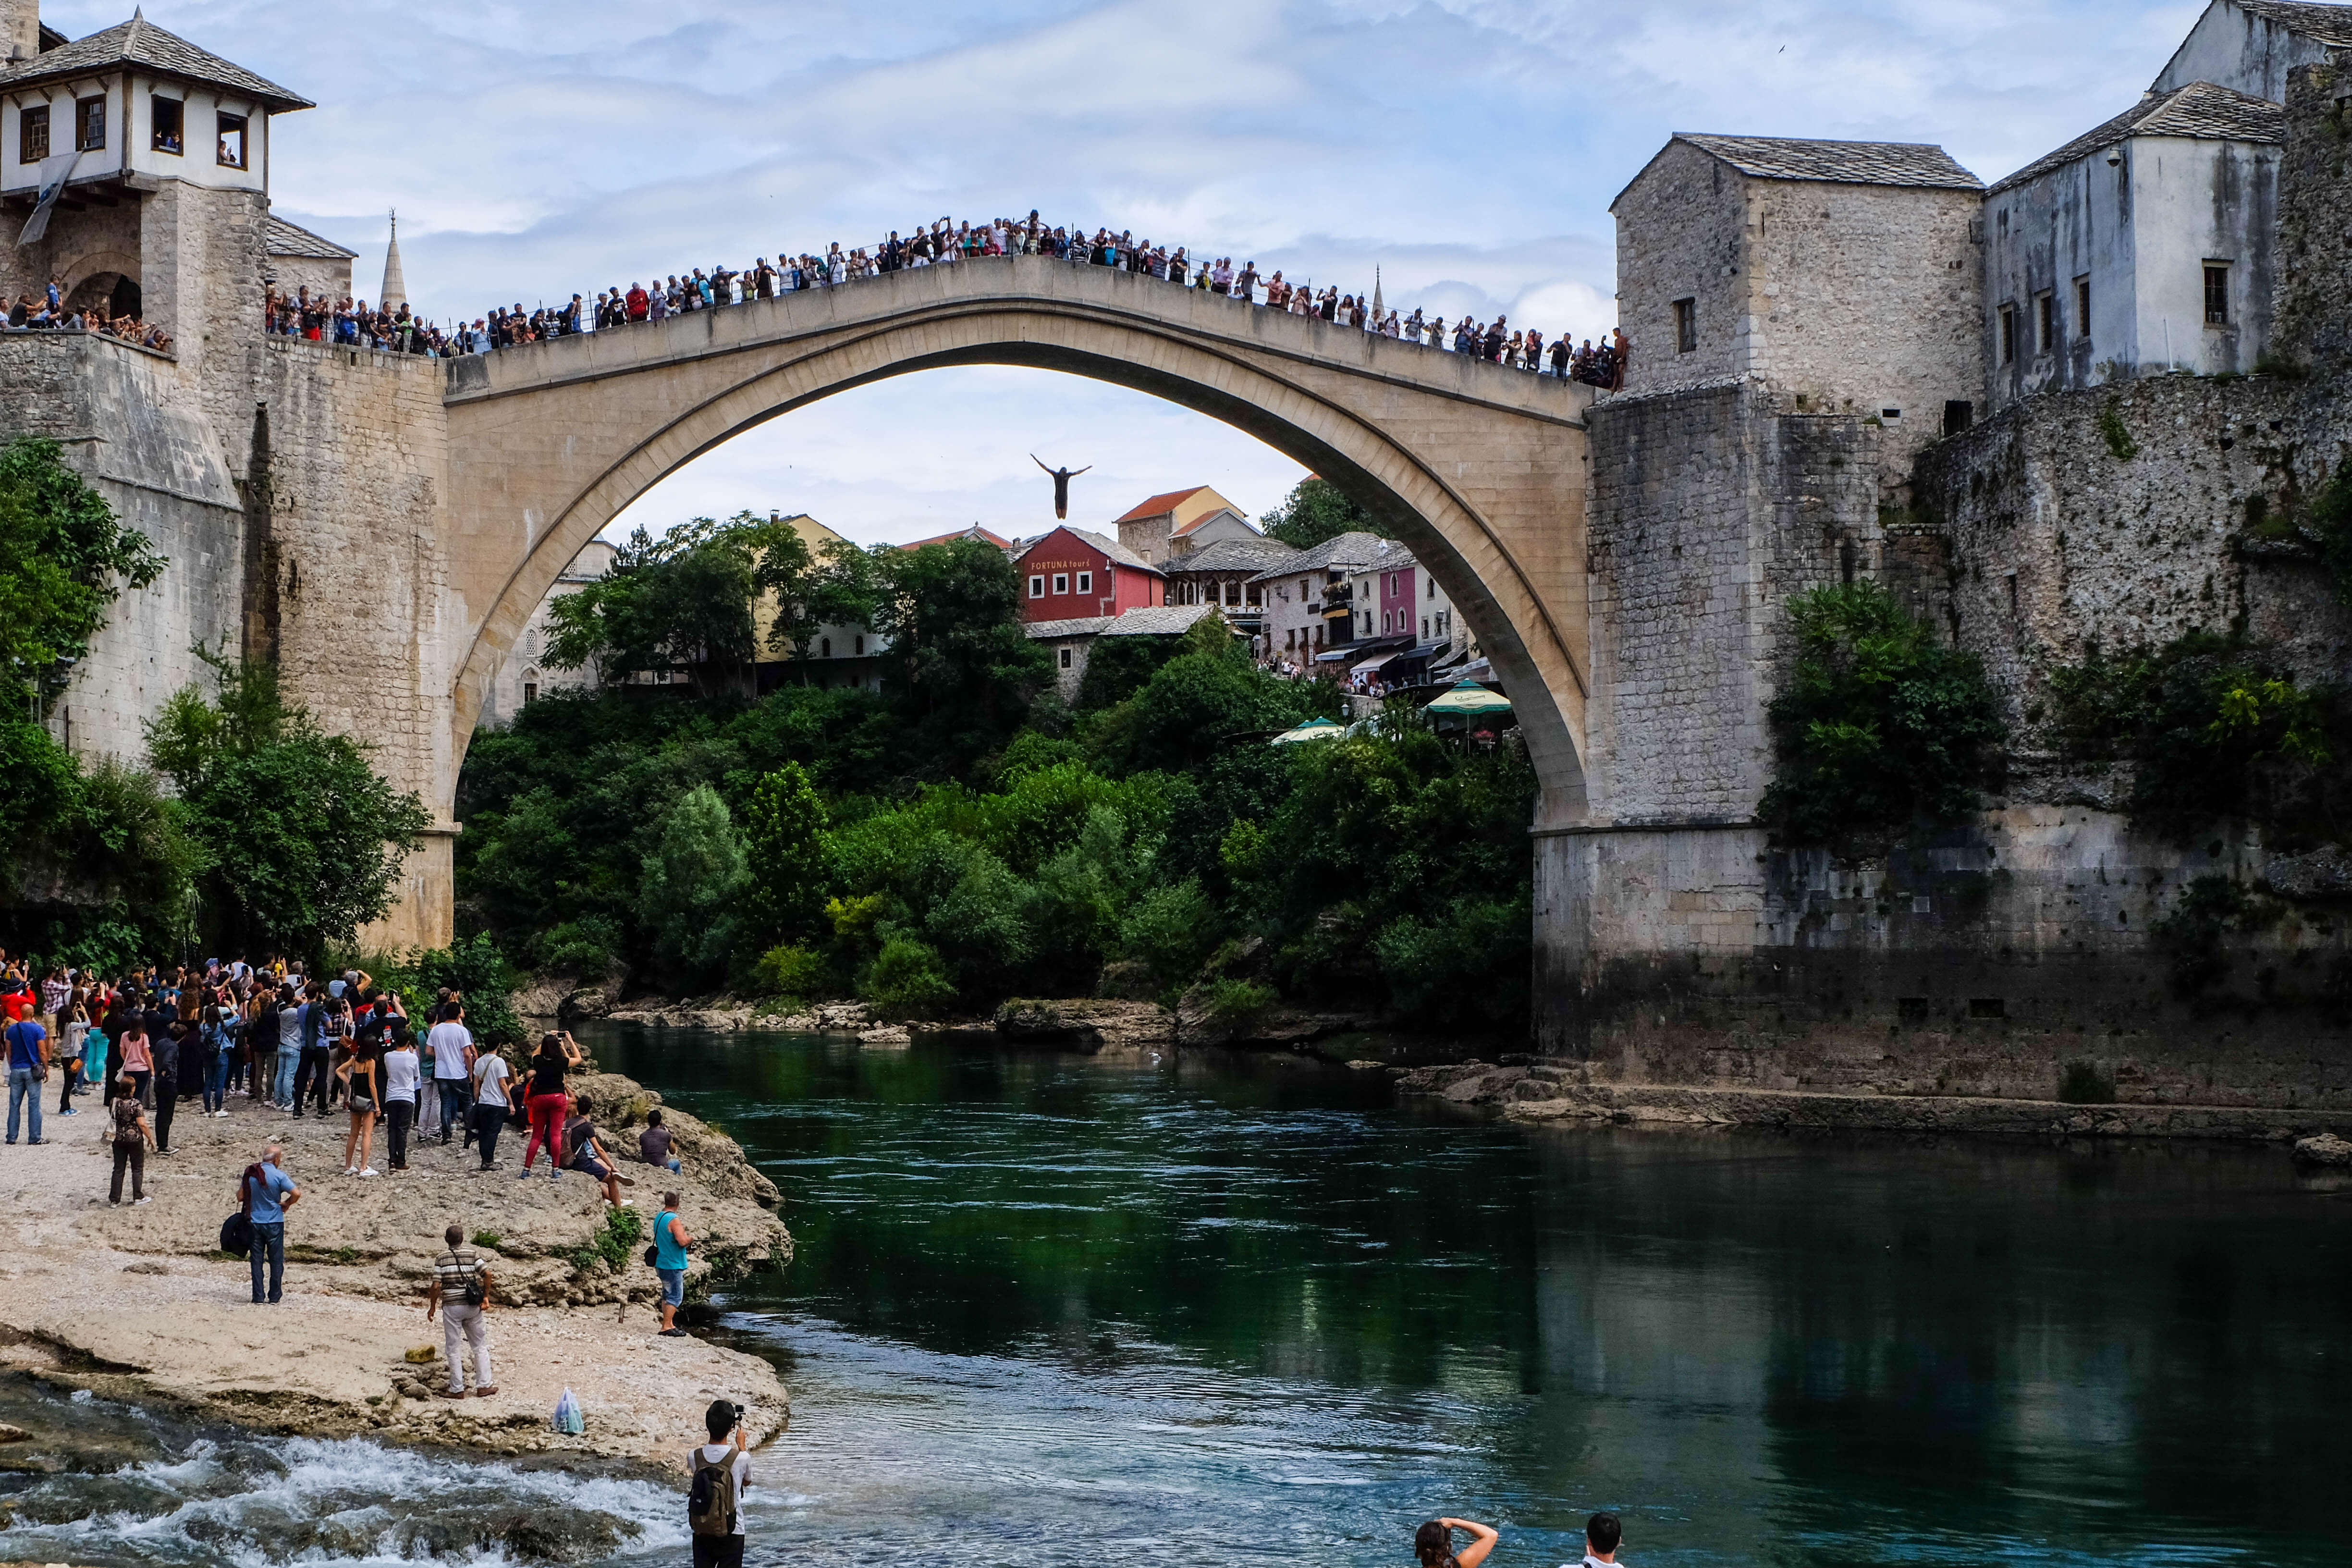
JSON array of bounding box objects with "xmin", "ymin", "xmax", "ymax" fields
[
  {"xmin": 543, "ymin": 516, "xmax": 760, "ymax": 696},
  {"xmin": 145, "ymin": 650, "xmax": 430, "ymax": 957},
  {"xmin": 1257, "ymin": 476, "xmax": 1388, "ymax": 550},
  {"xmin": 0, "ymin": 437, "xmax": 166, "ymax": 711},
  {"xmin": 874, "ymin": 537, "xmax": 1053, "ymax": 760},
  {"xmin": 1758, "ymin": 582, "xmax": 2004, "ymax": 843},
  {"xmin": 742, "ymin": 763, "xmax": 831, "ymax": 941},
  {"xmin": 637, "ymin": 782, "xmax": 749, "ymax": 985}
]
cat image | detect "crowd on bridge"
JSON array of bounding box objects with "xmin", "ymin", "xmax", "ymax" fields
[
  {"xmin": 0, "ymin": 948, "xmax": 710, "ymax": 1345},
  {"xmin": 260, "ymin": 212, "xmax": 1628, "ymax": 388}
]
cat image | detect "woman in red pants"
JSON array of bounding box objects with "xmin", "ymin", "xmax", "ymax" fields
[{"xmin": 517, "ymin": 1031, "xmax": 580, "ymax": 1181}]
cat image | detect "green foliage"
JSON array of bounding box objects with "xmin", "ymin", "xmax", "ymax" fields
[
  {"xmin": 1257, "ymin": 476, "xmax": 1388, "ymax": 550},
  {"xmin": 860, "ymin": 933, "xmax": 956, "ymax": 1020},
  {"xmin": 2097, "ymin": 401, "xmax": 2138, "ymax": 461},
  {"xmin": 1085, "ymin": 623, "xmax": 1311, "ymax": 775},
  {"xmin": 2308, "ymin": 468, "xmax": 2352, "ymax": 606},
  {"xmin": 564, "ymin": 1202, "xmax": 645, "ymax": 1274},
  {"xmin": 360, "ymin": 934, "xmax": 527, "ymax": 1046},
  {"xmin": 147, "ymin": 649, "xmax": 430, "ymax": 958},
  {"xmin": 638, "ymin": 784, "xmax": 749, "ymax": 986},
  {"xmin": 1372, "ymin": 895, "xmax": 1533, "ymax": 1029},
  {"xmin": 1759, "ymin": 582, "xmax": 2005, "ymax": 843},
  {"xmin": 2151, "ymin": 874, "xmax": 2256, "ymax": 999},
  {"xmin": 2042, "ymin": 630, "xmax": 2347, "ymax": 845},
  {"xmin": 876, "ymin": 536, "xmax": 1054, "ymax": 755},
  {"xmin": 471, "ymin": 1231, "xmax": 503, "ymax": 1250},
  {"xmin": 544, "ymin": 515, "xmax": 764, "ymax": 696},
  {"xmin": 1197, "ymin": 977, "xmax": 1277, "ymax": 1035},
  {"xmin": 742, "ymin": 763, "xmax": 829, "ymax": 942},
  {"xmin": 1117, "ymin": 879, "xmax": 1222, "ymax": 998},
  {"xmin": 538, "ymin": 916, "xmax": 625, "ymax": 980},
  {"xmin": 751, "ymin": 942, "xmax": 829, "ymax": 1003},
  {"xmin": 1075, "ymin": 632, "xmax": 1187, "ymax": 710},
  {"xmin": 0, "ymin": 437, "xmax": 166, "ymax": 711}
]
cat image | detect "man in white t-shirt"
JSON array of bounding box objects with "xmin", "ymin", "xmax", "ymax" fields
[
  {"xmin": 686, "ymin": 1397, "xmax": 751, "ymax": 1568},
  {"xmin": 469, "ymin": 1045, "xmax": 512, "ymax": 1171},
  {"xmin": 426, "ymin": 1004, "xmax": 475, "ymax": 1148},
  {"xmin": 1573, "ymin": 1510, "xmax": 1623, "ymax": 1568}
]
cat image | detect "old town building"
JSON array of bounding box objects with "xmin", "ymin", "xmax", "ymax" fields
[
  {"xmin": 1015, "ymin": 525, "xmax": 1163, "ymax": 622},
  {"xmin": 1111, "ymin": 484, "xmax": 1256, "ymax": 565}
]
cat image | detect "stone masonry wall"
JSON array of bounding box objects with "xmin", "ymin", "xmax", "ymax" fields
[
  {"xmin": 2273, "ymin": 51, "xmax": 2352, "ymax": 377},
  {"xmin": 259, "ymin": 337, "xmax": 458, "ymax": 950},
  {"xmin": 1581, "ymin": 380, "xmax": 1882, "ymax": 825},
  {"xmin": 1612, "ymin": 140, "xmax": 1752, "ymax": 395},
  {"xmin": 0, "ymin": 333, "xmax": 243, "ymax": 766}
]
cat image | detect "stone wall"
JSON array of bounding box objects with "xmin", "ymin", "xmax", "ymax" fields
[
  {"xmin": 2, "ymin": 333, "xmax": 243, "ymax": 765},
  {"xmin": 257, "ymin": 337, "xmax": 458, "ymax": 950},
  {"xmin": 1612, "ymin": 140, "xmax": 1752, "ymax": 395},
  {"xmin": 2273, "ymin": 51, "xmax": 2352, "ymax": 376},
  {"xmin": 1582, "ymin": 380, "xmax": 1882, "ymax": 825}
]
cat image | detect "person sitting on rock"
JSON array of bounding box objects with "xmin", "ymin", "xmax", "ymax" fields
[
  {"xmin": 564, "ymin": 1094, "xmax": 628, "ymax": 1208},
  {"xmin": 639, "ymin": 1108, "xmax": 682, "ymax": 1175}
]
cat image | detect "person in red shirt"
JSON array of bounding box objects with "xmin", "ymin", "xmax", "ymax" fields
[{"xmin": 625, "ymin": 283, "xmax": 650, "ymax": 322}]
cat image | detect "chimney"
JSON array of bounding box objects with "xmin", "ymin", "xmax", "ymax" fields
[{"xmin": 0, "ymin": 0, "xmax": 39, "ymax": 62}]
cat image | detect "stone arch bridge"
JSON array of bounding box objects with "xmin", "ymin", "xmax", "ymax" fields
[{"xmin": 429, "ymin": 256, "xmax": 1597, "ymax": 904}]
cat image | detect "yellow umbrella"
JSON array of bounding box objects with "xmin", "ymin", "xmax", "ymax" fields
[{"xmin": 1423, "ymin": 680, "xmax": 1511, "ymax": 715}]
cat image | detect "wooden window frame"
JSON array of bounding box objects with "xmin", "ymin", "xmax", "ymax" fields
[
  {"xmin": 2203, "ymin": 262, "xmax": 2230, "ymax": 327},
  {"xmin": 150, "ymin": 95, "xmax": 184, "ymax": 155},
  {"xmin": 19, "ymin": 104, "xmax": 48, "ymax": 164},
  {"xmin": 217, "ymin": 111, "xmax": 247, "ymax": 170},
  {"xmin": 1672, "ymin": 296, "xmax": 1696, "ymax": 355},
  {"xmin": 2073, "ymin": 275, "xmax": 2091, "ymax": 339},
  {"xmin": 2034, "ymin": 291, "xmax": 2055, "ymax": 355},
  {"xmin": 74, "ymin": 94, "xmax": 106, "ymax": 153}
]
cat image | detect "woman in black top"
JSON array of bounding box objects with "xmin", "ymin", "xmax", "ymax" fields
[
  {"xmin": 520, "ymin": 1033, "xmax": 577, "ymax": 1179},
  {"xmin": 336, "ymin": 1022, "xmax": 382, "ymax": 1178}
]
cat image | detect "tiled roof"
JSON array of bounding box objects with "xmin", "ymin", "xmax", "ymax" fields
[
  {"xmin": 1113, "ymin": 486, "xmax": 1212, "ymax": 524},
  {"xmin": 265, "ymin": 215, "xmax": 355, "ymax": 260},
  {"xmin": 1100, "ymin": 604, "xmax": 1224, "ymax": 637},
  {"xmin": 1024, "ymin": 616, "xmax": 1112, "ymax": 639},
  {"xmin": 0, "ymin": 14, "xmax": 315, "ymax": 111},
  {"xmin": 1063, "ymin": 527, "xmax": 1163, "ymax": 576},
  {"xmin": 1244, "ymin": 529, "xmax": 1393, "ymax": 585},
  {"xmin": 900, "ymin": 524, "xmax": 1016, "ymax": 551},
  {"xmin": 1672, "ymin": 134, "xmax": 1982, "ymax": 190},
  {"xmin": 2233, "ymin": 1, "xmax": 2352, "ymax": 46},
  {"xmin": 1173, "ymin": 507, "xmax": 1247, "ymax": 537},
  {"xmin": 1989, "ymin": 82, "xmax": 2285, "ymax": 195},
  {"xmin": 1166, "ymin": 538, "xmax": 1299, "ymax": 575}
]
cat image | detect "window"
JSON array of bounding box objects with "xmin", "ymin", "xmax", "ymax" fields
[
  {"xmin": 1672, "ymin": 297, "xmax": 1696, "ymax": 354},
  {"xmin": 75, "ymin": 95, "xmax": 105, "ymax": 152},
  {"xmin": 1426, "ymin": 578, "xmax": 1435, "ymax": 600},
  {"xmin": 151, "ymin": 96, "xmax": 183, "ymax": 155},
  {"xmin": 2074, "ymin": 275, "xmax": 2091, "ymax": 337},
  {"xmin": 1943, "ymin": 401, "xmax": 1974, "ymax": 437},
  {"xmin": 1421, "ymin": 616, "xmax": 1431, "ymax": 639},
  {"xmin": 1225, "ymin": 581, "xmax": 1239, "ymax": 606},
  {"xmin": 2035, "ymin": 291, "xmax": 2054, "ymax": 355},
  {"xmin": 19, "ymin": 105, "xmax": 48, "ymax": 163},
  {"xmin": 855, "ymin": 634, "xmax": 864, "ymax": 655},
  {"xmin": 1052, "ymin": 573, "xmax": 1068, "ymax": 595},
  {"xmin": 216, "ymin": 112, "xmax": 246, "ymax": 169},
  {"xmin": 1059, "ymin": 647, "xmax": 1073, "ymax": 670},
  {"xmin": 522, "ymin": 682, "xmax": 538, "ymax": 705},
  {"xmin": 1998, "ymin": 304, "xmax": 2017, "ymax": 366},
  {"xmin": 1028, "ymin": 575, "xmax": 1044, "ymax": 598},
  {"xmin": 2204, "ymin": 263, "xmax": 2230, "ymax": 326},
  {"xmin": 1076, "ymin": 571, "xmax": 1092, "ymax": 595},
  {"xmin": 1360, "ymin": 611, "xmax": 1371, "ymax": 636},
  {"xmin": 821, "ymin": 637, "xmax": 832, "ymax": 657}
]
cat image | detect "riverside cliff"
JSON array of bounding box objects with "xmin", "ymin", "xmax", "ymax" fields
[{"xmin": 0, "ymin": 1070, "xmax": 790, "ymax": 1470}]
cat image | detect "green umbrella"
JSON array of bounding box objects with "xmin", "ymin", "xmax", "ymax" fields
[
  {"xmin": 1271, "ymin": 717, "xmax": 1345, "ymax": 745},
  {"xmin": 1423, "ymin": 680, "xmax": 1512, "ymax": 715}
]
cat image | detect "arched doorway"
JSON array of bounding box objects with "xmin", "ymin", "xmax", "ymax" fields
[{"xmin": 64, "ymin": 270, "xmax": 141, "ymax": 321}]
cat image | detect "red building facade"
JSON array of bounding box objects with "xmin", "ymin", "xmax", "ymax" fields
[
  {"xmin": 1378, "ymin": 562, "xmax": 1417, "ymax": 638},
  {"xmin": 1016, "ymin": 527, "xmax": 1163, "ymax": 622}
]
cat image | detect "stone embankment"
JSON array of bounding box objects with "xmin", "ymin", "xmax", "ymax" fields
[
  {"xmin": 1398, "ymin": 1061, "xmax": 2352, "ymax": 1144},
  {"xmin": 0, "ymin": 1069, "xmax": 790, "ymax": 1470}
]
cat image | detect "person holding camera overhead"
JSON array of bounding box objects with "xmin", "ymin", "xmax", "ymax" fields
[{"xmin": 686, "ymin": 1396, "xmax": 752, "ymax": 1568}]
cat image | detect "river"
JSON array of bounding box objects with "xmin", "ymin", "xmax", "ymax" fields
[{"xmin": 4, "ymin": 1024, "xmax": 2347, "ymax": 1567}]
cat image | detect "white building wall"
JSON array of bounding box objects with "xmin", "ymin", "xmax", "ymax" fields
[
  {"xmin": 2151, "ymin": 0, "xmax": 2348, "ymax": 101},
  {"xmin": 475, "ymin": 539, "xmax": 613, "ymax": 730}
]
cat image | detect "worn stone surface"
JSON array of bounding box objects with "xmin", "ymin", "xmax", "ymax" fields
[
  {"xmin": 2292, "ymin": 1131, "xmax": 2352, "ymax": 1166},
  {"xmin": 0, "ymin": 1068, "xmax": 789, "ymax": 1468},
  {"xmin": 995, "ymin": 999, "xmax": 1172, "ymax": 1053}
]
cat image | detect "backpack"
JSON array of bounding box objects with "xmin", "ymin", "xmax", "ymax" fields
[{"xmin": 687, "ymin": 1449, "xmax": 738, "ymax": 1536}]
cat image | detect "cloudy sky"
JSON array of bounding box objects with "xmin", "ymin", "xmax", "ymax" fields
[{"xmin": 61, "ymin": 0, "xmax": 2208, "ymax": 543}]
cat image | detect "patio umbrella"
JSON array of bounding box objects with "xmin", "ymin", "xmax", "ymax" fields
[
  {"xmin": 1271, "ymin": 718, "xmax": 1345, "ymax": 745},
  {"xmin": 1423, "ymin": 680, "xmax": 1512, "ymax": 715}
]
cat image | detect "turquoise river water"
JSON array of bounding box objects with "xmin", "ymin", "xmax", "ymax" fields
[{"xmin": 1, "ymin": 1024, "xmax": 2346, "ymax": 1568}]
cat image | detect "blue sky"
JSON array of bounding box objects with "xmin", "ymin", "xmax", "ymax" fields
[{"xmin": 60, "ymin": 0, "xmax": 2212, "ymax": 543}]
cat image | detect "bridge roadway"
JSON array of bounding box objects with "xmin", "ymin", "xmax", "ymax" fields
[{"xmin": 437, "ymin": 254, "xmax": 1597, "ymax": 824}]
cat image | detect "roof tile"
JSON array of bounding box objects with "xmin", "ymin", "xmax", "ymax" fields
[
  {"xmin": 1, "ymin": 15, "xmax": 314, "ymax": 111},
  {"xmin": 1673, "ymin": 134, "xmax": 1981, "ymax": 190},
  {"xmin": 1988, "ymin": 81, "xmax": 2284, "ymax": 195}
]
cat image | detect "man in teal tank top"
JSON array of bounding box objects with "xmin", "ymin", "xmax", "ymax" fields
[{"xmin": 654, "ymin": 1191, "xmax": 693, "ymax": 1336}]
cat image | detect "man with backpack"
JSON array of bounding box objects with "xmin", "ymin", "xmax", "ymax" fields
[
  {"xmin": 686, "ymin": 1397, "xmax": 751, "ymax": 1568},
  {"xmin": 425, "ymin": 1223, "xmax": 496, "ymax": 1397}
]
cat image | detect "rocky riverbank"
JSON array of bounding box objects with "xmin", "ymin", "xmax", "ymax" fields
[{"xmin": 0, "ymin": 1069, "xmax": 791, "ymax": 1471}]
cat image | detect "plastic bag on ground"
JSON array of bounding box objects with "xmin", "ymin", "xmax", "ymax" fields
[{"xmin": 552, "ymin": 1387, "xmax": 585, "ymax": 1434}]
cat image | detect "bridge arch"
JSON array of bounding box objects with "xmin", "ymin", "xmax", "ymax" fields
[{"xmin": 441, "ymin": 257, "xmax": 1593, "ymax": 823}]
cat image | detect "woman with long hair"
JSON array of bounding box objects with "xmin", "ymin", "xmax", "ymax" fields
[
  {"xmin": 1413, "ymin": 1519, "xmax": 1499, "ymax": 1568},
  {"xmin": 336, "ymin": 1013, "xmax": 382, "ymax": 1177},
  {"xmin": 518, "ymin": 1031, "xmax": 578, "ymax": 1181}
]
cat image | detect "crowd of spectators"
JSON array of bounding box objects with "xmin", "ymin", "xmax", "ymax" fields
[
  {"xmin": 3, "ymin": 275, "xmax": 171, "ymax": 351},
  {"xmin": 256, "ymin": 212, "xmax": 1627, "ymax": 387}
]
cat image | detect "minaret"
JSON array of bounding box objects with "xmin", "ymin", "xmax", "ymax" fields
[
  {"xmin": 1369, "ymin": 267, "xmax": 1383, "ymax": 326},
  {"xmin": 380, "ymin": 210, "xmax": 406, "ymax": 309}
]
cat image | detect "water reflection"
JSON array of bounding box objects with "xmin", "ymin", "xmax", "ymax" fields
[{"xmin": 591, "ymin": 1026, "xmax": 2352, "ymax": 1567}]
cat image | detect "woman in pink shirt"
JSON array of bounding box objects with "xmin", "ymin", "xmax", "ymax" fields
[{"xmin": 116, "ymin": 1017, "xmax": 153, "ymax": 1108}]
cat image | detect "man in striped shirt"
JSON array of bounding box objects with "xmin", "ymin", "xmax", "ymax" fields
[{"xmin": 425, "ymin": 1225, "xmax": 497, "ymax": 1398}]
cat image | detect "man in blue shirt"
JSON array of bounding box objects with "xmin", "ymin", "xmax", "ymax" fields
[
  {"xmin": 4, "ymin": 1010, "xmax": 48, "ymax": 1145},
  {"xmin": 242, "ymin": 1143, "xmax": 301, "ymax": 1304}
]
